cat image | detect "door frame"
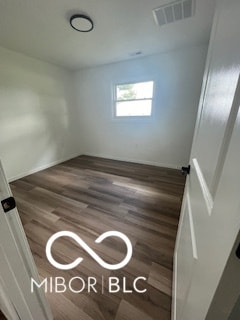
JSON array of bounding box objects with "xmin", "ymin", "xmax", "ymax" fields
[{"xmin": 0, "ymin": 160, "xmax": 53, "ymax": 320}]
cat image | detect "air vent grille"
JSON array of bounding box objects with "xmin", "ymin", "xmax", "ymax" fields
[{"xmin": 153, "ymin": 0, "xmax": 195, "ymax": 27}]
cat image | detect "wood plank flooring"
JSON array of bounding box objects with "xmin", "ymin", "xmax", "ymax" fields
[{"xmin": 10, "ymin": 155, "xmax": 185, "ymax": 320}]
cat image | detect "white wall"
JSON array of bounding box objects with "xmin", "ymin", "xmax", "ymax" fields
[
  {"xmin": 74, "ymin": 45, "xmax": 207, "ymax": 168},
  {"xmin": 0, "ymin": 44, "xmax": 207, "ymax": 181},
  {"xmin": 0, "ymin": 46, "xmax": 81, "ymax": 181}
]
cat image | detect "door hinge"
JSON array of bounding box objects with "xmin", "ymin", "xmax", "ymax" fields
[
  {"xmin": 1, "ymin": 197, "xmax": 16, "ymax": 213},
  {"xmin": 236, "ymin": 243, "xmax": 240, "ymax": 259},
  {"xmin": 181, "ymin": 165, "xmax": 191, "ymax": 176}
]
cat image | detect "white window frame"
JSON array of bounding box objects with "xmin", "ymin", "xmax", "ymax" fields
[{"xmin": 113, "ymin": 80, "xmax": 155, "ymax": 119}]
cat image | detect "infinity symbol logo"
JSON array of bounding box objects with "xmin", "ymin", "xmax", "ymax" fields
[{"xmin": 46, "ymin": 231, "xmax": 133, "ymax": 270}]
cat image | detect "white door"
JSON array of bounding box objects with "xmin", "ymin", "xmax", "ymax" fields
[
  {"xmin": 0, "ymin": 160, "xmax": 53, "ymax": 320},
  {"xmin": 172, "ymin": 0, "xmax": 240, "ymax": 319}
]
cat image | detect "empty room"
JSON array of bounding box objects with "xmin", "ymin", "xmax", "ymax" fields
[{"xmin": 0, "ymin": 0, "xmax": 240, "ymax": 320}]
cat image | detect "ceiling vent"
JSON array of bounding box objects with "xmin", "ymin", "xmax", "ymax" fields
[{"xmin": 153, "ymin": 0, "xmax": 195, "ymax": 27}]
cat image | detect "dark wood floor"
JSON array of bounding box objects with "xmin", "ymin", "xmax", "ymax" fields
[{"xmin": 10, "ymin": 155, "xmax": 185, "ymax": 320}]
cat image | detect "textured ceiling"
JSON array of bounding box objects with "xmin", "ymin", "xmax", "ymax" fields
[{"xmin": 0, "ymin": 0, "xmax": 216, "ymax": 70}]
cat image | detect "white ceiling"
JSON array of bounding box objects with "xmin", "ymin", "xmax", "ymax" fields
[{"xmin": 0, "ymin": 0, "xmax": 216, "ymax": 70}]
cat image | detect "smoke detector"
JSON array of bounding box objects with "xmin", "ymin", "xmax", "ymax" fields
[{"xmin": 153, "ymin": 0, "xmax": 195, "ymax": 27}]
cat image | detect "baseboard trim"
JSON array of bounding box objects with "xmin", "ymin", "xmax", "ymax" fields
[
  {"xmin": 83, "ymin": 152, "xmax": 180, "ymax": 170},
  {"xmin": 9, "ymin": 152, "xmax": 181, "ymax": 182},
  {"xmin": 8, "ymin": 153, "xmax": 81, "ymax": 182}
]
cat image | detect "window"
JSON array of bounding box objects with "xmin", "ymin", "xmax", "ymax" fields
[{"xmin": 114, "ymin": 81, "xmax": 154, "ymax": 117}]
